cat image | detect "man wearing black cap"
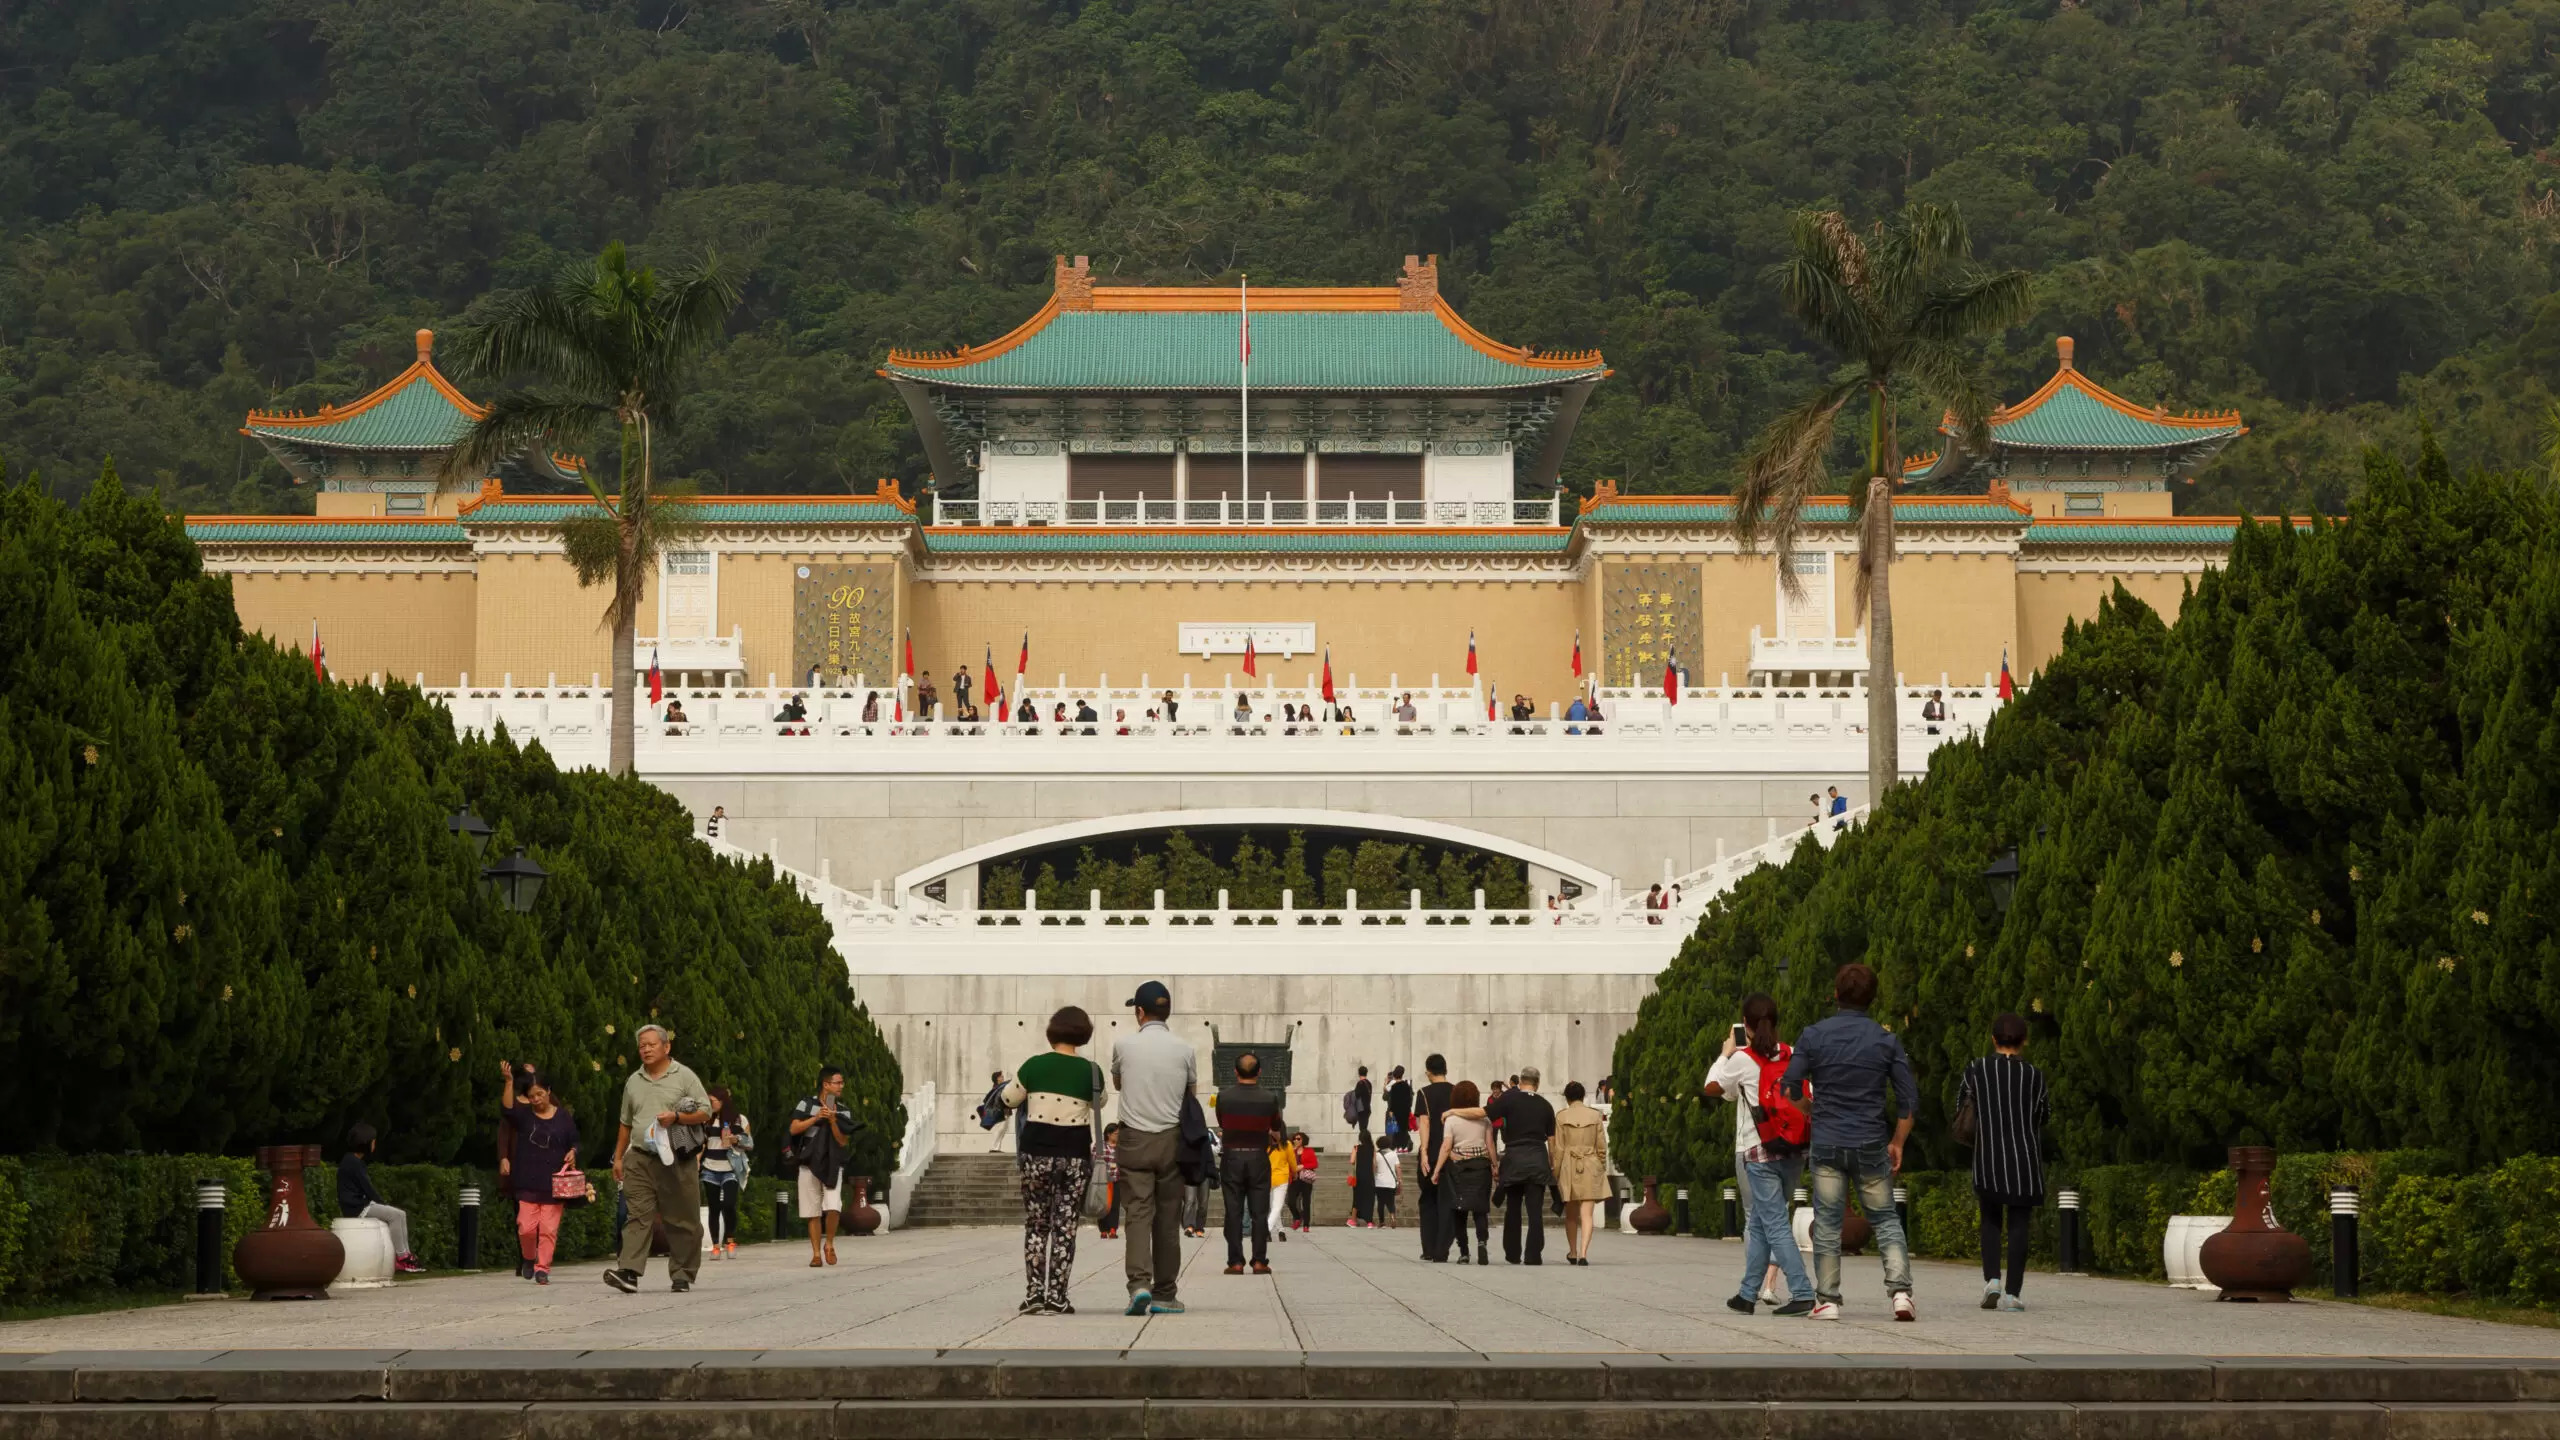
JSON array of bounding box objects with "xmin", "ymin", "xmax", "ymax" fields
[{"xmin": 1110, "ymin": 980, "xmax": 1196, "ymax": 1314}]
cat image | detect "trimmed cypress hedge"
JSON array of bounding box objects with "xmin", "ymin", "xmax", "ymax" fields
[
  {"xmin": 1613, "ymin": 443, "xmax": 2560, "ymax": 1181},
  {"xmin": 0, "ymin": 468, "xmax": 902, "ymax": 1174}
]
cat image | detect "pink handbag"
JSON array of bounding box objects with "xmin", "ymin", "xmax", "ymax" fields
[{"xmin": 551, "ymin": 1158, "xmax": 591, "ymax": 1201}]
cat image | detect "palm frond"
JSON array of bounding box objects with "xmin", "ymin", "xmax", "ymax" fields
[
  {"xmin": 1907, "ymin": 269, "xmax": 2036, "ymax": 347},
  {"xmin": 557, "ymin": 509, "xmax": 626, "ymax": 592},
  {"xmin": 447, "ymin": 280, "xmax": 626, "ymax": 398},
  {"xmin": 1735, "ymin": 378, "xmax": 1858, "ymax": 594},
  {"xmin": 438, "ymin": 392, "xmax": 608, "ymax": 485},
  {"xmin": 1906, "ymin": 340, "xmax": 2001, "ymax": 457},
  {"xmin": 1774, "ymin": 210, "xmax": 1880, "ymax": 358}
]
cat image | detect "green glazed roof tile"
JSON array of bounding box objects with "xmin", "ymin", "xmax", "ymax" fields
[
  {"xmin": 1986, "ymin": 381, "xmax": 2244, "ymax": 450},
  {"xmin": 464, "ymin": 500, "xmax": 915, "ymax": 525},
  {"xmin": 2021, "ymin": 519, "xmax": 2300, "ymax": 546},
  {"xmin": 1577, "ymin": 499, "xmax": 2028, "ymax": 526},
  {"xmin": 185, "ymin": 520, "xmax": 470, "ymax": 544},
  {"xmin": 923, "ymin": 528, "xmax": 1571, "ymax": 555},
  {"xmin": 886, "ymin": 311, "xmax": 1604, "ymax": 391},
  {"xmin": 243, "ymin": 373, "xmax": 477, "ymax": 451}
]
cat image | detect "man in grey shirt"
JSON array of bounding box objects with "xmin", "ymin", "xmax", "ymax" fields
[{"xmin": 1109, "ymin": 980, "xmax": 1196, "ymax": 1314}]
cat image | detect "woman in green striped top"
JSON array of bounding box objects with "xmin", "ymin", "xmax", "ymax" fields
[{"xmin": 1001, "ymin": 1006, "xmax": 1106, "ymax": 1314}]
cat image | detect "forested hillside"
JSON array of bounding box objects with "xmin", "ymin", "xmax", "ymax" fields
[{"xmin": 4, "ymin": 0, "xmax": 2556, "ymax": 515}]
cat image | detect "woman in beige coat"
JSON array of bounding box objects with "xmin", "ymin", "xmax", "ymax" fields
[{"xmin": 1553, "ymin": 1081, "xmax": 1609, "ymax": 1265}]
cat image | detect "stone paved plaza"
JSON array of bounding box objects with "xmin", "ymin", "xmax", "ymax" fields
[{"xmin": 3, "ymin": 1224, "xmax": 2552, "ymax": 1358}]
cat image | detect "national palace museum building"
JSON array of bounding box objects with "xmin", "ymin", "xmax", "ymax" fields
[{"xmin": 186, "ymin": 256, "xmax": 2255, "ymax": 1147}]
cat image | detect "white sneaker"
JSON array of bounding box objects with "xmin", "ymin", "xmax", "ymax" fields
[
  {"xmin": 1806, "ymin": 1301, "xmax": 1842, "ymax": 1321},
  {"xmin": 1982, "ymin": 1279, "xmax": 2001, "ymax": 1310},
  {"xmin": 1760, "ymin": 1283, "xmax": 1784, "ymax": 1305},
  {"xmin": 1893, "ymin": 1293, "xmax": 1917, "ymax": 1322},
  {"xmin": 1998, "ymin": 1294, "xmax": 2026, "ymax": 1313}
]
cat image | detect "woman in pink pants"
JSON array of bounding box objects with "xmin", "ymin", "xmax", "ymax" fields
[{"xmin": 499, "ymin": 1062, "xmax": 583, "ymax": 1283}]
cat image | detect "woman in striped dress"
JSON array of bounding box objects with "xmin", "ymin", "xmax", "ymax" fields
[{"xmin": 1959, "ymin": 1013, "xmax": 2050, "ymax": 1312}]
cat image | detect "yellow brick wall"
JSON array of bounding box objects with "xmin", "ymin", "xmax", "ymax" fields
[
  {"xmin": 908, "ymin": 577, "xmax": 1590, "ymax": 699},
  {"xmin": 1885, "ymin": 551, "xmax": 2021, "ymax": 688},
  {"xmin": 472, "ymin": 551, "xmax": 626, "ymax": 686},
  {"xmin": 2016, "ymin": 568, "xmax": 2198, "ymax": 676},
  {"xmin": 2009, "ymin": 489, "xmax": 2177, "ymax": 519},
  {"xmin": 223, "ymin": 569, "xmax": 477, "ymax": 686}
]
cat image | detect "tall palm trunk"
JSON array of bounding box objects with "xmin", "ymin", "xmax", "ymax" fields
[
  {"xmin": 1865, "ymin": 472, "xmax": 1898, "ymax": 803},
  {"xmin": 609, "ymin": 599, "xmax": 637, "ymax": 778}
]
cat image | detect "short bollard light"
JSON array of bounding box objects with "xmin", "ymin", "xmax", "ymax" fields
[
  {"xmin": 1721, "ymin": 1182, "xmax": 1740, "ymax": 1240},
  {"xmin": 774, "ymin": 1191, "xmax": 794, "ymax": 1242},
  {"xmin": 457, "ymin": 1186, "xmax": 482, "ymax": 1272},
  {"xmin": 1892, "ymin": 1184, "xmax": 1911, "ymax": 1235},
  {"xmin": 195, "ymin": 1178, "xmax": 228, "ymax": 1294},
  {"xmin": 2330, "ymin": 1189, "xmax": 2360, "ymax": 1298},
  {"xmin": 1674, "ymin": 1188, "xmax": 1691, "ymax": 1235},
  {"xmin": 2057, "ymin": 1189, "xmax": 2084, "ymax": 1274},
  {"xmin": 1791, "ymin": 1185, "xmax": 1810, "ymax": 1212}
]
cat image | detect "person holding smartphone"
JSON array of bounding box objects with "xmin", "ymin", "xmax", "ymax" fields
[{"xmin": 1702, "ymin": 995, "xmax": 1816, "ymax": 1315}]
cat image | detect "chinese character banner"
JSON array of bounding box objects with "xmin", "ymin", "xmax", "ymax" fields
[
  {"xmin": 792, "ymin": 562, "xmax": 896, "ymax": 683},
  {"xmin": 1601, "ymin": 563, "xmax": 1704, "ymax": 689}
]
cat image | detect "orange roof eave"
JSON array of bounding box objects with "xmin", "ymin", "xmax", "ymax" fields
[
  {"xmin": 242, "ymin": 358, "xmax": 488, "ymax": 430},
  {"xmin": 1974, "ymin": 369, "xmax": 2245, "ymax": 432},
  {"xmin": 884, "ymin": 291, "xmax": 1063, "ymax": 371}
]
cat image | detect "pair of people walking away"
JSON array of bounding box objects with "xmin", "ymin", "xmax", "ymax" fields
[{"xmin": 1001, "ymin": 1006, "xmax": 1108, "ymax": 1314}]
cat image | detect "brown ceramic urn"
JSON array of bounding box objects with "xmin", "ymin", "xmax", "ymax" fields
[
  {"xmin": 233, "ymin": 1144, "xmax": 345, "ymax": 1300},
  {"xmin": 2198, "ymin": 1145, "xmax": 2311, "ymax": 1301}
]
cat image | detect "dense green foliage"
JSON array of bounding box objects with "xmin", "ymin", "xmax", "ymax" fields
[
  {"xmin": 0, "ymin": 469, "xmax": 902, "ymax": 1171},
  {"xmin": 1611, "ymin": 440, "xmax": 2560, "ymax": 1179},
  {"xmin": 981, "ymin": 828, "xmax": 1531, "ymax": 913},
  {"xmin": 6, "ymin": 1, "xmax": 2558, "ymax": 514}
]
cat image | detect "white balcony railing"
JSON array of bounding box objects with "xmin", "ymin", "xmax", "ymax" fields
[
  {"xmin": 933, "ymin": 496, "xmax": 1561, "ymax": 528},
  {"xmin": 1749, "ymin": 626, "xmax": 1870, "ymax": 677},
  {"xmin": 633, "ymin": 627, "xmax": 743, "ymax": 677}
]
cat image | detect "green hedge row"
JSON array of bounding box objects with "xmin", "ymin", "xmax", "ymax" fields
[
  {"xmin": 0, "ymin": 1153, "xmax": 826, "ymax": 1303},
  {"xmin": 1650, "ymin": 1149, "xmax": 2560, "ymax": 1304}
]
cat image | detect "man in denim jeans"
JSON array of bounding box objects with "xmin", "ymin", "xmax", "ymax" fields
[
  {"xmin": 1780, "ymin": 962, "xmax": 1918, "ymax": 1321},
  {"xmin": 1702, "ymin": 993, "xmax": 1814, "ymax": 1315}
]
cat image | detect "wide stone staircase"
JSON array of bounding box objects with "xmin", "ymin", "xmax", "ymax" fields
[{"xmin": 903, "ymin": 1149, "xmax": 1368, "ymax": 1228}]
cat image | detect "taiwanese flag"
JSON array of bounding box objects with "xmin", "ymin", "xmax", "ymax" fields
[
  {"xmin": 1014, "ymin": 631, "xmax": 1030, "ymax": 709},
  {"xmin": 903, "ymin": 628, "xmax": 915, "ymax": 681},
  {"xmin": 1486, "ymin": 679, "xmax": 1498, "ymax": 722},
  {"xmin": 1663, "ymin": 652, "xmax": 1679, "ymax": 706},
  {"xmin": 1570, "ymin": 630, "xmax": 1583, "ymax": 681},
  {"xmin": 1242, "ymin": 633, "xmax": 1258, "ymax": 678},
  {"xmin": 647, "ymin": 645, "xmax": 663, "ymax": 706},
  {"xmin": 310, "ymin": 621, "xmax": 326, "ymax": 682},
  {"xmin": 984, "ymin": 645, "xmax": 999, "ymax": 706},
  {"xmin": 1320, "ymin": 647, "xmax": 1335, "ymax": 704},
  {"xmin": 1465, "ymin": 630, "xmax": 1478, "ymax": 677},
  {"xmin": 1998, "ymin": 648, "xmax": 2015, "ymax": 700}
]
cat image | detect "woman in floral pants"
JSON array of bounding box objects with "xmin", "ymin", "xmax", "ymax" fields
[{"xmin": 1001, "ymin": 1006, "xmax": 1106, "ymax": 1314}]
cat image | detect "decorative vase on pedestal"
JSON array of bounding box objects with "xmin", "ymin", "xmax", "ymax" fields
[
  {"xmin": 1629, "ymin": 1178, "xmax": 1671, "ymax": 1235},
  {"xmin": 2198, "ymin": 1146, "xmax": 2311, "ymax": 1302},
  {"xmin": 848, "ymin": 1178, "xmax": 882, "ymax": 1236},
  {"xmin": 234, "ymin": 1144, "xmax": 345, "ymax": 1300}
]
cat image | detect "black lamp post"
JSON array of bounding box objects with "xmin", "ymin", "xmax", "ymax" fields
[
  {"xmin": 481, "ymin": 846, "xmax": 550, "ymax": 914},
  {"xmin": 1981, "ymin": 847, "xmax": 2022, "ymax": 915},
  {"xmin": 447, "ymin": 805, "xmax": 494, "ymax": 857}
]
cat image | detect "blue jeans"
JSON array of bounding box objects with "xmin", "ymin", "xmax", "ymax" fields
[
  {"xmin": 1809, "ymin": 1142, "xmax": 1912, "ymax": 1303},
  {"xmin": 1737, "ymin": 1156, "xmax": 1812, "ymax": 1303}
]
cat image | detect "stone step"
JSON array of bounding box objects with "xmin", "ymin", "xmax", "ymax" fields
[{"xmin": 6, "ymin": 1353, "xmax": 2557, "ymax": 1428}]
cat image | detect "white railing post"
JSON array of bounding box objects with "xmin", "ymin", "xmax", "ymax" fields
[
  {"xmin": 1153, "ymin": 888, "xmax": 1165, "ymax": 916},
  {"xmin": 1218, "ymin": 888, "xmax": 1229, "ymax": 914},
  {"xmin": 1346, "ymin": 887, "xmax": 1358, "ymax": 913}
]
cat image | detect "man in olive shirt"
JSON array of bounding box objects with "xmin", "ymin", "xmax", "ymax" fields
[
  {"xmin": 606, "ymin": 1024, "xmax": 713, "ymax": 1293},
  {"xmin": 1484, "ymin": 1066, "xmax": 1557, "ymax": 1265}
]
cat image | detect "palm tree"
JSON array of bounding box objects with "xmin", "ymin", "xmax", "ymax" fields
[
  {"xmin": 442, "ymin": 242, "xmax": 740, "ymax": 777},
  {"xmin": 1735, "ymin": 203, "xmax": 2032, "ymax": 803}
]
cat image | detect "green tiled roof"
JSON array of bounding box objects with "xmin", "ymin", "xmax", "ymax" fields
[
  {"xmin": 1577, "ymin": 499, "xmax": 2029, "ymax": 526},
  {"xmin": 464, "ymin": 500, "xmax": 915, "ymax": 526},
  {"xmin": 185, "ymin": 520, "xmax": 469, "ymax": 544},
  {"xmin": 1987, "ymin": 381, "xmax": 2244, "ymax": 451},
  {"xmin": 243, "ymin": 373, "xmax": 476, "ymax": 451},
  {"xmin": 923, "ymin": 528, "xmax": 1571, "ymax": 555},
  {"xmin": 2022, "ymin": 520, "xmax": 2298, "ymax": 546},
  {"xmin": 886, "ymin": 312, "xmax": 1605, "ymax": 391}
]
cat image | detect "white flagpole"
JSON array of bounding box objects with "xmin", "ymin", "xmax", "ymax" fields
[{"xmin": 1239, "ymin": 274, "xmax": 1250, "ymax": 502}]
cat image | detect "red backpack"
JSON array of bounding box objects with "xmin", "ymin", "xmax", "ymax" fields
[{"xmin": 1743, "ymin": 1044, "xmax": 1810, "ymax": 1155}]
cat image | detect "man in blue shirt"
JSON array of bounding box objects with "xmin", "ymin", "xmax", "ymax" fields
[{"xmin": 1779, "ymin": 962, "xmax": 1918, "ymax": 1320}]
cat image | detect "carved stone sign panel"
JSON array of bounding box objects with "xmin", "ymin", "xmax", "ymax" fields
[
  {"xmin": 1602, "ymin": 562, "xmax": 1703, "ymax": 688},
  {"xmin": 792, "ymin": 562, "xmax": 896, "ymax": 683}
]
